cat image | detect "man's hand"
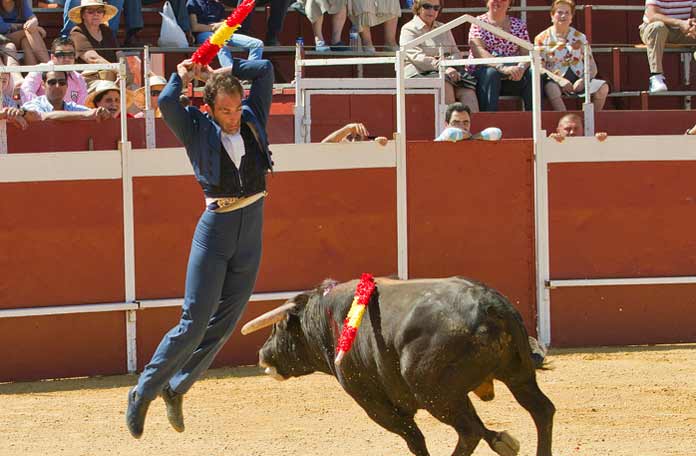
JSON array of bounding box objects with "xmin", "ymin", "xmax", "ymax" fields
[
  {"xmin": 558, "ymin": 77, "xmax": 574, "ymax": 94},
  {"xmin": 211, "ymin": 22, "xmax": 223, "ymax": 32},
  {"xmin": 346, "ymin": 122, "xmax": 370, "ymax": 139},
  {"xmin": 193, "ymin": 63, "xmax": 215, "ymax": 82},
  {"xmin": 550, "ymin": 132, "xmax": 566, "ymax": 143},
  {"xmin": 445, "ymin": 67, "xmax": 460, "ymax": 82},
  {"xmin": 572, "ymin": 78, "xmax": 584, "ymax": 93},
  {"xmin": 504, "ymin": 65, "xmax": 525, "ymax": 82},
  {"xmin": 177, "ymin": 59, "xmax": 195, "ymax": 84},
  {"xmin": 595, "ymin": 132, "xmax": 608, "ymax": 142},
  {"xmin": 23, "ymin": 16, "xmax": 38, "ymax": 33},
  {"xmin": 374, "ymin": 136, "xmax": 389, "ymax": 146},
  {"xmin": 90, "ymin": 107, "xmax": 112, "ymax": 121}
]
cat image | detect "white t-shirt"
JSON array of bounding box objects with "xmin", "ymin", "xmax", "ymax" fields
[{"xmin": 220, "ymin": 131, "xmax": 245, "ymax": 169}]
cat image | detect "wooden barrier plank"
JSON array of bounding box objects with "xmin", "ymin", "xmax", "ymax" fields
[
  {"xmin": 0, "ymin": 312, "xmax": 127, "ymax": 381},
  {"xmin": 406, "ymin": 139, "xmax": 537, "ymax": 332},
  {"xmin": 551, "ymin": 285, "xmax": 696, "ymax": 346},
  {"xmin": 0, "ymin": 180, "xmax": 125, "ymax": 309}
]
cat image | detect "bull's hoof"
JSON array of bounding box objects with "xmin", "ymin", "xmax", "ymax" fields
[{"xmin": 491, "ymin": 431, "xmax": 520, "ymax": 456}]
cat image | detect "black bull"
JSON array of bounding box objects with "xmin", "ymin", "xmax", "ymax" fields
[{"xmin": 242, "ymin": 277, "xmax": 555, "ymax": 456}]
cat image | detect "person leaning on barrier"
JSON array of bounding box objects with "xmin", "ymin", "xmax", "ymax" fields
[
  {"xmin": 640, "ymin": 0, "xmax": 696, "ymax": 93},
  {"xmin": 400, "ymin": 0, "xmax": 479, "ymax": 111},
  {"xmin": 20, "ymin": 70, "xmax": 111, "ymax": 122},
  {"xmin": 85, "ymin": 78, "xmax": 134, "ymax": 118},
  {"xmin": 21, "ymin": 36, "xmax": 88, "ymax": 105},
  {"xmin": 535, "ymin": 0, "xmax": 609, "ymax": 111},
  {"xmin": 0, "ymin": 71, "xmax": 28, "ymax": 129},
  {"xmin": 321, "ymin": 122, "xmax": 389, "ymax": 145},
  {"xmin": 686, "ymin": 123, "xmax": 696, "ymax": 135},
  {"xmin": 550, "ymin": 113, "xmax": 607, "ymax": 142},
  {"xmin": 435, "ymin": 102, "xmax": 503, "ymax": 142},
  {"xmin": 467, "ymin": 0, "xmax": 533, "ymax": 112}
]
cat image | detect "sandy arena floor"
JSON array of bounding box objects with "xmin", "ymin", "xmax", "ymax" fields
[{"xmin": 2, "ymin": 344, "xmax": 696, "ymax": 456}]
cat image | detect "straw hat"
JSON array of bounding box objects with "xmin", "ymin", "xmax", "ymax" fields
[
  {"xmin": 133, "ymin": 74, "xmax": 168, "ymax": 109},
  {"xmin": 85, "ymin": 79, "xmax": 134, "ymax": 108},
  {"xmin": 68, "ymin": 0, "xmax": 118, "ymax": 25}
]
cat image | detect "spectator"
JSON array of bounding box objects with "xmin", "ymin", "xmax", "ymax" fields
[
  {"xmin": 62, "ymin": 0, "xmax": 145, "ymax": 46},
  {"xmin": 68, "ymin": 0, "xmax": 120, "ymax": 65},
  {"xmin": 400, "ymin": 0, "xmax": 478, "ymax": 111},
  {"xmin": 237, "ymin": 0, "xmax": 291, "ymax": 46},
  {"xmin": 0, "ymin": 71, "xmax": 28, "ymax": 129},
  {"xmin": 85, "ymin": 79, "xmax": 133, "ymax": 117},
  {"xmin": 21, "ymin": 36, "xmax": 89, "ymax": 105},
  {"xmin": 21, "ymin": 70, "xmax": 111, "ymax": 122},
  {"xmin": 550, "ymin": 113, "xmax": 607, "ymax": 142},
  {"xmin": 0, "ymin": 0, "xmax": 50, "ymax": 65},
  {"xmin": 0, "ymin": 36, "xmax": 24, "ymax": 95},
  {"xmin": 535, "ymin": 0, "xmax": 608, "ymax": 111},
  {"xmin": 188, "ymin": 0, "xmax": 264, "ymax": 66},
  {"xmin": 349, "ymin": 0, "xmax": 400, "ymax": 52},
  {"xmin": 304, "ymin": 0, "xmax": 348, "ymax": 51},
  {"xmin": 321, "ymin": 122, "xmax": 389, "ymax": 145},
  {"xmin": 468, "ymin": 0, "xmax": 532, "ymax": 112},
  {"xmin": 133, "ymin": 73, "xmax": 167, "ymax": 117},
  {"xmin": 435, "ymin": 102, "xmax": 502, "ymax": 141},
  {"xmin": 640, "ymin": 0, "xmax": 696, "ymax": 92}
]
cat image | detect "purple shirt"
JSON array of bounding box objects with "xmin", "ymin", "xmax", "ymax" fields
[{"xmin": 20, "ymin": 71, "xmax": 88, "ymax": 105}]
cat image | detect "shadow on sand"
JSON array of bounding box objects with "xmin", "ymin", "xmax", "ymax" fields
[{"xmin": 0, "ymin": 364, "xmax": 265, "ymax": 395}]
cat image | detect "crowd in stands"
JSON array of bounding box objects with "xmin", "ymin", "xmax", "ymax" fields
[{"xmin": 0, "ymin": 0, "xmax": 695, "ymax": 135}]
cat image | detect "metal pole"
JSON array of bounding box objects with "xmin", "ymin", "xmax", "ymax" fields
[
  {"xmin": 583, "ymin": 43, "xmax": 595, "ymax": 136},
  {"xmin": 294, "ymin": 41, "xmax": 304, "ymax": 143},
  {"xmin": 395, "ymin": 50, "xmax": 408, "ymax": 280},
  {"xmin": 143, "ymin": 46, "xmax": 156, "ymax": 149}
]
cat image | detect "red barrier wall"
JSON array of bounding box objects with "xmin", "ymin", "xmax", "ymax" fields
[
  {"xmin": 548, "ymin": 161, "xmax": 696, "ymax": 346},
  {"xmin": 0, "ymin": 180, "xmax": 125, "ymax": 308},
  {"xmin": 406, "ymin": 140, "xmax": 537, "ymax": 332}
]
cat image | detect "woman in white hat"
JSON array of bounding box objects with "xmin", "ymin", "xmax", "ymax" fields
[
  {"xmin": 86, "ymin": 79, "xmax": 133, "ymax": 118},
  {"xmin": 68, "ymin": 0, "xmax": 119, "ymax": 64},
  {"xmin": 133, "ymin": 73, "xmax": 167, "ymax": 118}
]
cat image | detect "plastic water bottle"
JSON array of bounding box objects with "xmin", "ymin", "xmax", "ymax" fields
[
  {"xmin": 349, "ymin": 27, "xmax": 360, "ymax": 52},
  {"xmin": 478, "ymin": 127, "xmax": 503, "ymax": 141},
  {"xmin": 296, "ymin": 36, "xmax": 304, "ymax": 50}
]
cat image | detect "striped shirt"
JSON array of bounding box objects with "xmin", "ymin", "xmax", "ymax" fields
[{"xmin": 643, "ymin": 0, "xmax": 696, "ymax": 23}]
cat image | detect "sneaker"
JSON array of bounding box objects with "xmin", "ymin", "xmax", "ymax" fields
[
  {"xmin": 315, "ymin": 40, "xmax": 330, "ymax": 52},
  {"xmin": 649, "ymin": 74, "xmax": 668, "ymax": 93}
]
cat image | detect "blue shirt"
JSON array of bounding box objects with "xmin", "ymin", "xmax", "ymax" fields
[
  {"xmin": 22, "ymin": 95, "xmax": 89, "ymax": 113},
  {"xmin": 0, "ymin": 0, "xmax": 33, "ymax": 34},
  {"xmin": 186, "ymin": 0, "xmax": 226, "ymax": 25}
]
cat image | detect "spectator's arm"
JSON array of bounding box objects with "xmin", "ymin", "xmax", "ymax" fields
[
  {"xmin": 158, "ymin": 71, "xmax": 195, "ymax": 146},
  {"xmin": 19, "ymin": 72, "xmax": 41, "ymax": 104},
  {"xmin": 189, "ymin": 14, "xmax": 213, "ymax": 32},
  {"xmin": 645, "ymin": 4, "xmax": 690, "ymax": 29},
  {"xmin": 80, "ymin": 50, "xmax": 110, "ymax": 64},
  {"xmin": 687, "ymin": 124, "xmax": 696, "ymax": 135},
  {"xmin": 217, "ymin": 58, "xmax": 273, "ymax": 129},
  {"xmin": 35, "ymin": 108, "xmax": 109, "ymax": 122},
  {"xmin": 322, "ymin": 123, "xmax": 368, "ymax": 143},
  {"xmin": 399, "ymin": 25, "xmax": 438, "ymax": 71}
]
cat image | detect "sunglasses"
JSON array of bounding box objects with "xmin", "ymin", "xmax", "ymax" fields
[
  {"xmin": 151, "ymin": 90, "xmax": 162, "ymax": 96},
  {"xmin": 421, "ymin": 3, "xmax": 442, "ymax": 11},
  {"xmin": 53, "ymin": 51, "xmax": 75, "ymax": 58},
  {"xmin": 46, "ymin": 79, "xmax": 68, "ymax": 86},
  {"xmin": 85, "ymin": 7, "xmax": 106, "ymax": 14}
]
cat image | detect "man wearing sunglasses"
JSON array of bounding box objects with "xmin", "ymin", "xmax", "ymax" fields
[
  {"xmin": 20, "ymin": 36, "xmax": 89, "ymax": 105},
  {"xmin": 21, "ymin": 70, "xmax": 111, "ymax": 122}
]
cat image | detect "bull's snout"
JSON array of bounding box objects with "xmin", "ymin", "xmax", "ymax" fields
[{"xmin": 259, "ymin": 352, "xmax": 286, "ymax": 381}]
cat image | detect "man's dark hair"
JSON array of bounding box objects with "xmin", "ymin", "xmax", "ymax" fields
[
  {"xmin": 94, "ymin": 89, "xmax": 118, "ymax": 105},
  {"xmin": 42, "ymin": 71, "xmax": 67, "ymax": 82},
  {"xmin": 445, "ymin": 102, "xmax": 471, "ymax": 124},
  {"xmin": 203, "ymin": 72, "xmax": 244, "ymax": 109},
  {"xmin": 51, "ymin": 36, "xmax": 75, "ymax": 53}
]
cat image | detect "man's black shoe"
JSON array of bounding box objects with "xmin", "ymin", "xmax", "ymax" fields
[
  {"xmin": 161, "ymin": 385, "xmax": 185, "ymax": 433},
  {"xmin": 126, "ymin": 387, "xmax": 151, "ymax": 439}
]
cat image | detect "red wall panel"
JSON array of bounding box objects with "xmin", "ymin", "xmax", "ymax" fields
[
  {"xmin": 549, "ymin": 161, "xmax": 696, "ymax": 279},
  {"xmin": 0, "ymin": 180, "xmax": 125, "ymax": 308},
  {"xmin": 551, "ymin": 285, "xmax": 696, "ymax": 346},
  {"xmin": 0, "ymin": 311, "xmax": 127, "ymax": 381},
  {"xmin": 133, "ymin": 169, "xmax": 398, "ymax": 299},
  {"xmin": 406, "ymin": 140, "xmax": 537, "ymax": 332}
]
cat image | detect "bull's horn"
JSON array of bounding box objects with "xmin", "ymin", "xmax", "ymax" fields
[{"xmin": 241, "ymin": 302, "xmax": 296, "ymax": 335}]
